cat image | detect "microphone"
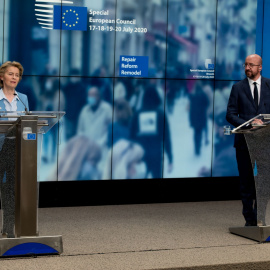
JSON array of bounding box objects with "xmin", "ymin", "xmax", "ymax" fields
[{"xmin": 13, "ymin": 93, "xmax": 29, "ymax": 114}]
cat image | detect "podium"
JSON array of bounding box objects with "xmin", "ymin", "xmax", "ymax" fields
[
  {"xmin": 227, "ymin": 114, "xmax": 270, "ymax": 242},
  {"xmin": 0, "ymin": 111, "xmax": 65, "ymax": 256}
]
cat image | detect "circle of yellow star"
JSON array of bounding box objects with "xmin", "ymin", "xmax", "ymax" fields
[{"xmin": 62, "ymin": 8, "xmax": 80, "ymax": 29}]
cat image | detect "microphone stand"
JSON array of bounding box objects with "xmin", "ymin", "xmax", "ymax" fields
[{"xmin": 13, "ymin": 93, "xmax": 29, "ymax": 115}]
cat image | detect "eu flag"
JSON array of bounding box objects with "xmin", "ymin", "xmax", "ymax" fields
[{"xmin": 53, "ymin": 6, "xmax": 87, "ymax": 31}]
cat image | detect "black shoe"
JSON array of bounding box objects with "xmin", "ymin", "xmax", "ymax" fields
[{"xmin": 245, "ymin": 221, "xmax": 257, "ymax": 226}]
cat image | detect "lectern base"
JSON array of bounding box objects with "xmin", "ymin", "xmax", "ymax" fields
[
  {"xmin": 0, "ymin": 235, "xmax": 63, "ymax": 257},
  {"xmin": 229, "ymin": 226, "xmax": 270, "ymax": 242}
]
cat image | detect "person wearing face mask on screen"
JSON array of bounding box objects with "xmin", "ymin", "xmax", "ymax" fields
[
  {"xmin": 0, "ymin": 61, "xmax": 29, "ymax": 238},
  {"xmin": 77, "ymin": 85, "xmax": 112, "ymax": 148}
]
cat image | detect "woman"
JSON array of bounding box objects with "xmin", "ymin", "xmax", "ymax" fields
[
  {"xmin": 0, "ymin": 61, "xmax": 29, "ymax": 238},
  {"xmin": 0, "ymin": 61, "xmax": 29, "ymax": 112}
]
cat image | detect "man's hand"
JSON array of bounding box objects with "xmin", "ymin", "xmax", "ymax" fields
[{"xmin": 251, "ymin": 119, "xmax": 264, "ymax": 126}]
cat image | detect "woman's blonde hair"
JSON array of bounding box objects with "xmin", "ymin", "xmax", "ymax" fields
[{"xmin": 0, "ymin": 61, "xmax": 24, "ymax": 88}]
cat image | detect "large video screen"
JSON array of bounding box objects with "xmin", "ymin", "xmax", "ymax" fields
[{"xmin": 0, "ymin": 0, "xmax": 262, "ymax": 180}]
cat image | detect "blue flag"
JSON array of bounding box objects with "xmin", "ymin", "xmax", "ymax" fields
[{"xmin": 53, "ymin": 6, "xmax": 87, "ymax": 31}]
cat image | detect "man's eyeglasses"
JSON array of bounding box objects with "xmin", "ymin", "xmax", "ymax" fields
[{"xmin": 243, "ymin": 63, "xmax": 261, "ymax": 68}]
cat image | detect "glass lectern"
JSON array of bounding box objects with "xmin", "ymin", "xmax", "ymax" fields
[
  {"xmin": 0, "ymin": 111, "xmax": 65, "ymax": 256},
  {"xmin": 227, "ymin": 114, "xmax": 270, "ymax": 242}
]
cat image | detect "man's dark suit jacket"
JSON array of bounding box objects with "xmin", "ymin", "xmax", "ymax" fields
[{"xmin": 226, "ymin": 76, "xmax": 270, "ymax": 148}]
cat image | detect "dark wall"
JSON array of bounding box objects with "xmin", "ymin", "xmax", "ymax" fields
[{"xmin": 38, "ymin": 177, "xmax": 240, "ymax": 207}]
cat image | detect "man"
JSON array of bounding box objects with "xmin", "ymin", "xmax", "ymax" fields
[
  {"xmin": 77, "ymin": 86, "xmax": 112, "ymax": 147},
  {"xmin": 226, "ymin": 54, "xmax": 270, "ymax": 226}
]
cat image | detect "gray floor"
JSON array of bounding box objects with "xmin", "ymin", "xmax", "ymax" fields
[{"xmin": 1, "ymin": 201, "xmax": 270, "ymax": 269}]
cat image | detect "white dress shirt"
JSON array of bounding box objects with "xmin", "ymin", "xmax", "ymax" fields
[
  {"xmin": 247, "ymin": 76, "xmax": 261, "ymax": 105},
  {"xmin": 0, "ymin": 89, "xmax": 18, "ymax": 111}
]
